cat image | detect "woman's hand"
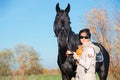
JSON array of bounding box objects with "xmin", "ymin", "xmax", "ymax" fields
[
  {"xmin": 66, "ymin": 50, "xmax": 72, "ymax": 55},
  {"xmin": 73, "ymin": 52, "xmax": 79, "ymax": 60}
]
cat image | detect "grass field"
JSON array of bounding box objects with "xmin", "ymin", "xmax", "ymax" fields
[
  {"xmin": 0, "ymin": 74, "xmax": 62, "ymax": 80},
  {"xmin": 1, "ymin": 74, "xmax": 110, "ymax": 80},
  {"xmin": 26, "ymin": 74, "xmax": 62, "ymax": 80}
]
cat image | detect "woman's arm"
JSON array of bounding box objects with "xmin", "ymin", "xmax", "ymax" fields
[{"xmin": 74, "ymin": 47, "xmax": 95, "ymax": 69}]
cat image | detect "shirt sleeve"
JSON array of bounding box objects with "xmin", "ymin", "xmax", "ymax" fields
[{"xmin": 77, "ymin": 47, "xmax": 95, "ymax": 69}]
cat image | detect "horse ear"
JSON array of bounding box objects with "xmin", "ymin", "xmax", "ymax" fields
[
  {"xmin": 65, "ymin": 3, "xmax": 70, "ymax": 13},
  {"xmin": 56, "ymin": 3, "xmax": 60, "ymax": 12}
]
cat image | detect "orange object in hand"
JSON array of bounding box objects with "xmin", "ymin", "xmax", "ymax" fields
[
  {"xmin": 75, "ymin": 46, "xmax": 82, "ymax": 65},
  {"xmin": 76, "ymin": 46, "xmax": 82, "ymax": 57}
]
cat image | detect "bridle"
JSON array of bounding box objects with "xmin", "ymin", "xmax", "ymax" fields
[
  {"xmin": 55, "ymin": 12, "xmax": 70, "ymax": 46},
  {"xmin": 57, "ymin": 28, "xmax": 70, "ymax": 46}
]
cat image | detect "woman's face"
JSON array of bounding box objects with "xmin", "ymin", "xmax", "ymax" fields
[{"xmin": 79, "ymin": 32, "xmax": 90, "ymax": 44}]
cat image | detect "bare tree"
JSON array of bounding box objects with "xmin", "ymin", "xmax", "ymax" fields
[
  {"xmin": 86, "ymin": 8, "xmax": 111, "ymax": 49},
  {"xmin": 0, "ymin": 49, "xmax": 14, "ymax": 76},
  {"xmin": 110, "ymin": 10, "xmax": 120, "ymax": 79},
  {"xmin": 14, "ymin": 44, "xmax": 42, "ymax": 75}
]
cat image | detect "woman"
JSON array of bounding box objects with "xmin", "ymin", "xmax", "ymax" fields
[{"xmin": 67, "ymin": 28, "xmax": 100, "ymax": 80}]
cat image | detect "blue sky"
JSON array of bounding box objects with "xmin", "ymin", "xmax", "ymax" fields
[{"xmin": 0, "ymin": 0, "xmax": 120, "ymax": 69}]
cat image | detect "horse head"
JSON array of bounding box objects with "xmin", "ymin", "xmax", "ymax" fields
[{"xmin": 54, "ymin": 3, "xmax": 71, "ymax": 47}]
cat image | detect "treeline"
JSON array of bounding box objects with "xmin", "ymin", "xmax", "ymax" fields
[{"xmin": 0, "ymin": 44, "xmax": 44, "ymax": 76}]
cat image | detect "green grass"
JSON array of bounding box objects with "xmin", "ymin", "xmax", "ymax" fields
[
  {"xmin": 26, "ymin": 74, "xmax": 62, "ymax": 80},
  {"xmin": 0, "ymin": 74, "xmax": 111, "ymax": 80},
  {"xmin": 0, "ymin": 74, "xmax": 62, "ymax": 80}
]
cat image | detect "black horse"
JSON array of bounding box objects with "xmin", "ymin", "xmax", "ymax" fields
[{"xmin": 53, "ymin": 3, "xmax": 110, "ymax": 80}]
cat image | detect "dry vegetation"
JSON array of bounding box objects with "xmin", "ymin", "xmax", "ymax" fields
[{"xmin": 0, "ymin": 44, "xmax": 60, "ymax": 80}]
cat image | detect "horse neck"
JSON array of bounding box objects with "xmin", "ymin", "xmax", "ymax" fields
[
  {"xmin": 67, "ymin": 30, "xmax": 80, "ymax": 51},
  {"xmin": 58, "ymin": 45, "xmax": 67, "ymax": 63}
]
